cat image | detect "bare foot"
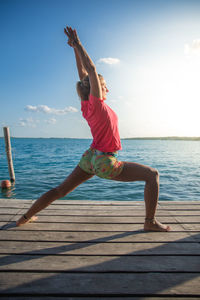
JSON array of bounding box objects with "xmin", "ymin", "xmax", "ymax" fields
[
  {"xmin": 144, "ymin": 218, "xmax": 171, "ymax": 232},
  {"xmin": 16, "ymin": 215, "xmax": 38, "ymax": 227}
]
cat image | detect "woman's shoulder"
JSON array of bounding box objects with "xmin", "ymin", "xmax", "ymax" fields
[
  {"xmin": 81, "ymin": 94, "xmax": 103, "ymax": 104},
  {"xmin": 81, "ymin": 95, "xmax": 104, "ymax": 109},
  {"xmin": 88, "ymin": 94, "xmax": 104, "ymax": 102}
]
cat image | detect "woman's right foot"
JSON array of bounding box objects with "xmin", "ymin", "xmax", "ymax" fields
[
  {"xmin": 16, "ymin": 215, "xmax": 38, "ymax": 227},
  {"xmin": 144, "ymin": 218, "xmax": 171, "ymax": 232}
]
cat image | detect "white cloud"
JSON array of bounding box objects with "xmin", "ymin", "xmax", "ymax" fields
[
  {"xmin": 45, "ymin": 118, "xmax": 57, "ymax": 125},
  {"xmin": 25, "ymin": 105, "xmax": 78, "ymax": 115},
  {"xmin": 97, "ymin": 57, "xmax": 120, "ymax": 65},
  {"xmin": 19, "ymin": 117, "xmax": 39, "ymax": 128},
  {"xmin": 184, "ymin": 39, "xmax": 200, "ymax": 56}
]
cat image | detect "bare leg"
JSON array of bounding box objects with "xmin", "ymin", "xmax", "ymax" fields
[
  {"xmin": 113, "ymin": 162, "xmax": 171, "ymax": 232},
  {"xmin": 16, "ymin": 166, "xmax": 94, "ymax": 226}
]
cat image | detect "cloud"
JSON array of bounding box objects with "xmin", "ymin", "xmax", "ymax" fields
[
  {"xmin": 25, "ymin": 105, "xmax": 78, "ymax": 115},
  {"xmin": 19, "ymin": 117, "xmax": 39, "ymax": 128},
  {"xmin": 184, "ymin": 39, "xmax": 200, "ymax": 56},
  {"xmin": 45, "ymin": 118, "xmax": 57, "ymax": 125},
  {"xmin": 97, "ymin": 57, "xmax": 120, "ymax": 65}
]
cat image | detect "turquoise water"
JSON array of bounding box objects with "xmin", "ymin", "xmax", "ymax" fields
[{"xmin": 0, "ymin": 138, "xmax": 199, "ymax": 201}]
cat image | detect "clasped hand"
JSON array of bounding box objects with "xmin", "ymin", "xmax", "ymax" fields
[{"xmin": 64, "ymin": 26, "xmax": 80, "ymax": 47}]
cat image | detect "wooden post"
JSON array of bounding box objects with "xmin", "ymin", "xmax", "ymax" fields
[{"xmin": 3, "ymin": 127, "xmax": 15, "ymax": 182}]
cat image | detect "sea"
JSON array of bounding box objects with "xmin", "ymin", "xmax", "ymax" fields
[{"xmin": 0, "ymin": 138, "xmax": 199, "ymax": 202}]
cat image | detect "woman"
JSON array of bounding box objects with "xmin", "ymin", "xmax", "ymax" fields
[{"xmin": 16, "ymin": 27, "xmax": 171, "ymax": 231}]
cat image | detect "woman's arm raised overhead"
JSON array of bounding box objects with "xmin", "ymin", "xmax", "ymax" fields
[
  {"xmin": 74, "ymin": 48, "xmax": 88, "ymax": 80},
  {"xmin": 65, "ymin": 29, "xmax": 88, "ymax": 80},
  {"xmin": 64, "ymin": 26, "xmax": 102, "ymax": 99}
]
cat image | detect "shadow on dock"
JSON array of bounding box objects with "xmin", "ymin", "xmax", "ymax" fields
[{"xmin": 0, "ymin": 227, "xmax": 200, "ymax": 296}]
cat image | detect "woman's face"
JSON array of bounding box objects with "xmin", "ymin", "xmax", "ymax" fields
[{"xmin": 101, "ymin": 79, "xmax": 109, "ymax": 100}]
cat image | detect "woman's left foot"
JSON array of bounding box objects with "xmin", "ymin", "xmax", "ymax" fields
[
  {"xmin": 144, "ymin": 218, "xmax": 171, "ymax": 232},
  {"xmin": 16, "ymin": 215, "xmax": 38, "ymax": 227}
]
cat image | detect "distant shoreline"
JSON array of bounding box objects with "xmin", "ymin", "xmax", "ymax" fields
[
  {"xmin": 0, "ymin": 136, "xmax": 200, "ymax": 141},
  {"xmin": 123, "ymin": 137, "xmax": 200, "ymax": 141}
]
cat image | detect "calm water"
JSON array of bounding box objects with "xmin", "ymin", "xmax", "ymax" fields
[{"xmin": 0, "ymin": 138, "xmax": 199, "ymax": 201}]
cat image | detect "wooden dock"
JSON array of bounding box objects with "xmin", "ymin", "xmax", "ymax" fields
[{"xmin": 0, "ymin": 198, "xmax": 200, "ymax": 299}]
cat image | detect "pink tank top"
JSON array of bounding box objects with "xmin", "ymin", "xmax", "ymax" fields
[{"xmin": 81, "ymin": 94, "xmax": 122, "ymax": 152}]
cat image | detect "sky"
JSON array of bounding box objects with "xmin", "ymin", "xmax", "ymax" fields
[{"xmin": 0, "ymin": 0, "xmax": 200, "ymax": 138}]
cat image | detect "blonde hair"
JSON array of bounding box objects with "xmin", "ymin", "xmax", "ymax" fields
[{"xmin": 76, "ymin": 74, "xmax": 103, "ymax": 101}]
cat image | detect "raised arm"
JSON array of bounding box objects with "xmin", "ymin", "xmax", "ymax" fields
[
  {"xmin": 74, "ymin": 48, "xmax": 88, "ymax": 80},
  {"xmin": 65, "ymin": 30, "xmax": 88, "ymax": 80},
  {"xmin": 64, "ymin": 26, "xmax": 102, "ymax": 99}
]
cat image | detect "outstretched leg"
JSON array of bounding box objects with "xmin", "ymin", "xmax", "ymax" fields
[
  {"xmin": 16, "ymin": 165, "xmax": 94, "ymax": 226},
  {"xmin": 113, "ymin": 162, "xmax": 171, "ymax": 232}
]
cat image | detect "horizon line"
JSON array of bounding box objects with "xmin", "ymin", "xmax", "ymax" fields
[{"xmin": 0, "ymin": 136, "xmax": 200, "ymax": 141}]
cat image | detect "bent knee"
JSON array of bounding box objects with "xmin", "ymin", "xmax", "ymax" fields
[
  {"xmin": 147, "ymin": 167, "xmax": 159, "ymax": 182},
  {"xmin": 153, "ymin": 168, "xmax": 159, "ymax": 178}
]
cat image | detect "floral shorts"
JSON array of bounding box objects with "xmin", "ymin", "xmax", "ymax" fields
[{"xmin": 78, "ymin": 148, "xmax": 124, "ymax": 180}]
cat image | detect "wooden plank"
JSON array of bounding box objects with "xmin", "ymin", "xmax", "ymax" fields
[
  {"xmin": 1, "ymin": 199, "xmax": 200, "ymax": 208},
  {"xmin": 167, "ymin": 210, "xmax": 200, "ymax": 216},
  {"xmin": 1, "ymin": 199, "xmax": 199, "ymax": 205},
  {"xmin": 4, "ymin": 215, "xmax": 200, "ymax": 223},
  {"xmin": 21, "ymin": 209, "xmax": 179, "ymax": 216},
  {"xmin": 0, "ymin": 209, "xmax": 30, "ymax": 215},
  {"xmin": 0, "ymin": 254, "xmax": 199, "ymax": 272},
  {"xmin": 159, "ymin": 201, "xmax": 200, "ymax": 205},
  {"xmin": 0, "ymin": 215, "xmax": 180, "ymax": 223},
  {"xmin": 2, "ymin": 207, "xmax": 199, "ymax": 216},
  {"xmin": 15, "ymin": 204, "xmax": 200, "ymax": 210},
  {"xmin": 54, "ymin": 200, "xmax": 200, "ymax": 205},
  {"xmin": 175, "ymin": 216, "xmax": 200, "ymax": 222},
  {"xmin": 0, "ymin": 208, "xmax": 27, "ymax": 213},
  {"xmin": 2, "ymin": 209, "xmax": 200, "ymax": 216},
  {"xmin": 0, "ymin": 222, "xmax": 186, "ymax": 231},
  {"xmin": 0, "ymin": 297, "xmax": 192, "ymax": 300},
  {"xmin": 180, "ymin": 223, "xmax": 200, "ymax": 231},
  {"xmin": 0, "ymin": 272, "xmax": 200, "ymax": 295},
  {"xmin": 0, "ymin": 199, "xmax": 144, "ymax": 205},
  {"xmin": 0, "ymin": 209, "xmax": 169, "ymax": 217},
  {"xmin": 0, "ymin": 298, "xmax": 198, "ymax": 300},
  {"xmin": 1, "ymin": 241, "xmax": 200, "ymax": 255},
  {"xmin": 0, "ymin": 200, "xmax": 34, "ymax": 208},
  {"xmin": 19, "ymin": 205, "xmax": 148, "ymax": 210},
  {"xmin": 0, "ymin": 203, "xmax": 147, "ymax": 209},
  {"xmin": 158, "ymin": 205, "xmax": 200, "ymax": 210},
  {"xmin": 0, "ymin": 230, "xmax": 197, "ymax": 242},
  {"xmin": 29, "ymin": 203, "xmax": 200, "ymax": 210}
]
